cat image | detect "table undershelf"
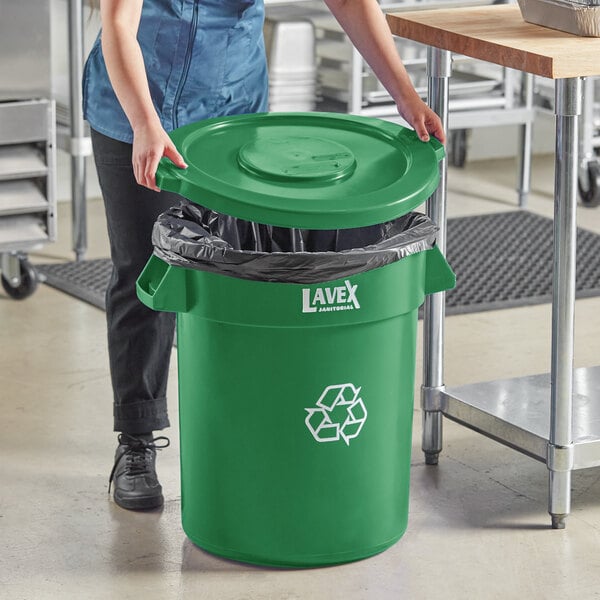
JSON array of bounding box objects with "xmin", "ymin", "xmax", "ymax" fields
[{"xmin": 443, "ymin": 366, "xmax": 600, "ymax": 470}]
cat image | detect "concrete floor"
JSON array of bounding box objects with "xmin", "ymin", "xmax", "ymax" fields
[{"xmin": 2, "ymin": 155, "xmax": 600, "ymax": 599}]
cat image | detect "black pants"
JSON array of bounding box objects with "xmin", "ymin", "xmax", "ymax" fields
[{"xmin": 91, "ymin": 129, "xmax": 181, "ymax": 434}]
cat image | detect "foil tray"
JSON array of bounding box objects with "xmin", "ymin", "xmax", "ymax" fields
[{"xmin": 518, "ymin": 0, "xmax": 600, "ymax": 37}]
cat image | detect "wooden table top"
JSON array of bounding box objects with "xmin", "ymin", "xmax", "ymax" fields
[{"xmin": 386, "ymin": 4, "xmax": 600, "ymax": 79}]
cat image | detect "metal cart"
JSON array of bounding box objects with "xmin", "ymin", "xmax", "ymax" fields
[{"xmin": 0, "ymin": 1, "xmax": 57, "ymax": 299}]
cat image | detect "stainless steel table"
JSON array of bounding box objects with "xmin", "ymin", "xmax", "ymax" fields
[{"xmin": 387, "ymin": 4, "xmax": 600, "ymax": 529}]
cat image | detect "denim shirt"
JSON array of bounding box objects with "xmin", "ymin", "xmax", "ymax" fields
[{"xmin": 83, "ymin": 0, "xmax": 269, "ymax": 143}]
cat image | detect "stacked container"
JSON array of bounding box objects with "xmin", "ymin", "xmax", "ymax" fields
[{"xmin": 264, "ymin": 16, "xmax": 318, "ymax": 112}]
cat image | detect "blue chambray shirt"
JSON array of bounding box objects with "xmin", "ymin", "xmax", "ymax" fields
[{"xmin": 83, "ymin": 0, "xmax": 269, "ymax": 143}]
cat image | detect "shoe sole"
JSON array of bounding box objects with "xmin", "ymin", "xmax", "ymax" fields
[{"xmin": 113, "ymin": 492, "xmax": 164, "ymax": 511}]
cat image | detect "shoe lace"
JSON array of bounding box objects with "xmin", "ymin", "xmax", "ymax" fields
[{"xmin": 108, "ymin": 434, "xmax": 170, "ymax": 493}]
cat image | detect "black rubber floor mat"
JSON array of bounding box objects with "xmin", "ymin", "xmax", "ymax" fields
[
  {"xmin": 444, "ymin": 210, "xmax": 600, "ymax": 315},
  {"xmin": 36, "ymin": 211, "xmax": 600, "ymax": 315},
  {"xmin": 37, "ymin": 258, "xmax": 111, "ymax": 310}
]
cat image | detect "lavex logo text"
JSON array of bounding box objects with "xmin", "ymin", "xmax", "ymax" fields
[{"xmin": 302, "ymin": 280, "xmax": 360, "ymax": 313}]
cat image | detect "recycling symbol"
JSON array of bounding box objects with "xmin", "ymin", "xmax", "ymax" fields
[{"xmin": 305, "ymin": 383, "xmax": 367, "ymax": 445}]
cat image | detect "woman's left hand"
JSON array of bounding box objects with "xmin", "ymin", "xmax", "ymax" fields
[
  {"xmin": 396, "ymin": 91, "xmax": 446, "ymax": 145},
  {"xmin": 132, "ymin": 122, "xmax": 188, "ymax": 191}
]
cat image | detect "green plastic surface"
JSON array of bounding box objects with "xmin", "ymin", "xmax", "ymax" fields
[
  {"xmin": 136, "ymin": 251, "xmax": 455, "ymax": 567},
  {"xmin": 156, "ymin": 112, "xmax": 445, "ymax": 229}
]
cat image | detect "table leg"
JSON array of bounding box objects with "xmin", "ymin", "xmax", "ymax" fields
[
  {"xmin": 548, "ymin": 77, "xmax": 580, "ymax": 529},
  {"xmin": 422, "ymin": 47, "xmax": 451, "ymax": 465}
]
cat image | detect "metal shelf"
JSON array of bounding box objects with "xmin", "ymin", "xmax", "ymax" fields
[
  {"xmin": 0, "ymin": 181, "xmax": 49, "ymax": 217},
  {"xmin": 319, "ymin": 67, "xmax": 503, "ymax": 105},
  {"xmin": 442, "ymin": 367, "xmax": 600, "ymax": 469},
  {"xmin": 0, "ymin": 215, "xmax": 49, "ymax": 252},
  {"xmin": 0, "ymin": 100, "xmax": 51, "ymax": 145},
  {"xmin": 0, "ymin": 145, "xmax": 48, "ymax": 181}
]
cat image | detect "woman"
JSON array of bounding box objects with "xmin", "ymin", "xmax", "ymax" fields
[{"xmin": 84, "ymin": 0, "xmax": 445, "ymax": 511}]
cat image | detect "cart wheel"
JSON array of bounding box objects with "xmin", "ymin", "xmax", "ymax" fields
[
  {"xmin": 1, "ymin": 257, "xmax": 39, "ymax": 300},
  {"xmin": 579, "ymin": 160, "xmax": 600, "ymax": 208},
  {"xmin": 449, "ymin": 129, "xmax": 468, "ymax": 168}
]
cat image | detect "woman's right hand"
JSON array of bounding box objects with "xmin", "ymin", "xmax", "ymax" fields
[
  {"xmin": 132, "ymin": 122, "xmax": 188, "ymax": 192},
  {"xmin": 100, "ymin": 0, "xmax": 186, "ymax": 191}
]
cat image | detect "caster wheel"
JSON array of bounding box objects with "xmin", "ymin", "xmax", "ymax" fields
[
  {"xmin": 579, "ymin": 160, "xmax": 600, "ymax": 207},
  {"xmin": 1, "ymin": 257, "xmax": 39, "ymax": 300},
  {"xmin": 449, "ymin": 129, "xmax": 468, "ymax": 168}
]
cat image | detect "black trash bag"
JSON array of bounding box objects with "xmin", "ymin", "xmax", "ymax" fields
[{"xmin": 152, "ymin": 200, "xmax": 438, "ymax": 284}]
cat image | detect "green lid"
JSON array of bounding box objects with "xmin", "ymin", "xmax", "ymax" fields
[{"xmin": 156, "ymin": 112, "xmax": 444, "ymax": 229}]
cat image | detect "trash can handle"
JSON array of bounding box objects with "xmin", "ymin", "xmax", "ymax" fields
[
  {"xmin": 136, "ymin": 255, "xmax": 189, "ymax": 313},
  {"xmin": 391, "ymin": 125, "xmax": 445, "ymax": 162},
  {"xmin": 156, "ymin": 159, "xmax": 185, "ymax": 193},
  {"xmin": 427, "ymin": 136, "xmax": 446, "ymax": 162},
  {"xmin": 424, "ymin": 246, "xmax": 456, "ymax": 295}
]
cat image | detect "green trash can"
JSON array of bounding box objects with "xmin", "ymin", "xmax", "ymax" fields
[{"xmin": 136, "ymin": 112, "xmax": 455, "ymax": 567}]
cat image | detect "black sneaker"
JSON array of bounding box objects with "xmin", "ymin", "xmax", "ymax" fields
[{"xmin": 108, "ymin": 434, "xmax": 170, "ymax": 510}]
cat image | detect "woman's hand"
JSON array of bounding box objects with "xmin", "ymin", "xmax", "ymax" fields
[
  {"xmin": 396, "ymin": 90, "xmax": 446, "ymax": 145},
  {"xmin": 324, "ymin": 0, "xmax": 446, "ymax": 145},
  {"xmin": 132, "ymin": 123, "xmax": 188, "ymax": 191},
  {"xmin": 100, "ymin": 0, "xmax": 187, "ymax": 191}
]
